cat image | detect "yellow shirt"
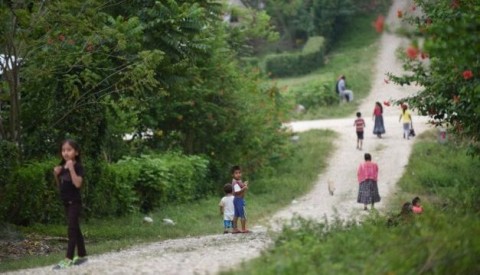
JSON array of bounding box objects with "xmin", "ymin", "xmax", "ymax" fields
[{"xmin": 400, "ymin": 110, "xmax": 412, "ymax": 123}]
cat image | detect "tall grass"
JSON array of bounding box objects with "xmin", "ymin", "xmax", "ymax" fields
[
  {"xmin": 276, "ymin": 14, "xmax": 384, "ymax": 120},
  {"xmin": 227, "ymin": 131, "xmax": 480, "ymax": 274},
  {"xmin": 0, "ymin": 130, "xmax": 336, "ymax": 272}
]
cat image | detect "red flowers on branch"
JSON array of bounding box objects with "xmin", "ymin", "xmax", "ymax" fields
[
  {"xmin": 462, "ymin": 70, "xmax": 473, "ymax": 80},
  {"xmin": 406, "ymin": 46, "xmax": 419, "ymax": 59}
]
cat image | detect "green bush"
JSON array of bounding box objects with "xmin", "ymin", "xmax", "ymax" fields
[
  {"xmin": 240, "ymin": 57, "xmax": 260, "ymax": 68},
  {"xmin": 3, "ymin": 159, "xmax": 64, "ymax": 225},
  {"xmin": 111, "ymin": 153, "xmax": 211, "ymax": 213},
  {"xmin": 88, "ymin": 161, "xmax": 139, "ymax": 217},
  {"xmin": 0, "ymin": 153, "xmax": 211, "ymax": 224},
  {"xmin": 0, "ymin": 141, "xmax": 19, "ymax": 187},
  {"xmin": 0, "ymin": 141, "xmax": 20, "ymax": 221},
  {"xmin": 294, "ymin": 81, "xmax": 339, "ymax": 109},
  {"xmin": 265, "ymin": 36, "xmax": 325, "ymax": 77}
]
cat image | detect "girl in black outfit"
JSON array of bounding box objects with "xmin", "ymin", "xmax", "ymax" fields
[{"xmin": 53, "ymin": 139, "xmax": 87, "ymax": 269}]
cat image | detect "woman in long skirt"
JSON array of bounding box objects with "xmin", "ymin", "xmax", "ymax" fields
[
  {"xmin": 357, "ymin": 153, "xmax": 381, "ymax": 210},
  {"xmin": 373, "ymin": 102, "xmax": 386, "ymax": 138}
]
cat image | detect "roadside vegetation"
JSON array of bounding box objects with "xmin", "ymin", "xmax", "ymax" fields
[
  {"xmin": 0, "ymin": 130, "xmax": 335, "ymax": 272},
  {"xmin": 226, "ymin": 130, "xmax": 480, "ymax": 274}
]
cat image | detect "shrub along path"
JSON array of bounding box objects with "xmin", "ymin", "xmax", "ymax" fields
[{"xmin": 7, "ymin": 0, "xmax": 431, "ymax": 274}]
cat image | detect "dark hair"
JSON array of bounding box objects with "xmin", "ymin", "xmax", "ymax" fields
[
  {"xmin": 223, "ymin": 183, "xmax": 233, "ymax": 194},
  {"xmin": 356, "ymin": 112, "xmax": 361, "ymax": 117},
  {"xmin": 401, "ymin": 202, "xmax": 413, "ymax": 215},
  {"xmin": 375, "ymin": 102, "xmax": 383, "ymax": 114},
  {"xmin": 412, "ymin": 196, "xmax": 421, "ymax": 205},
  {"xmin": 59, "ymin": 139, "xmax": 82, "ymax": 165},
  {"xmin": 401, "ymin": 103, "xmax": 408, "ymax": 114},
  {"xmin": 364, "ymin": 153, "xmax": 372, "ymax": 161},
  {"xmin": 230, "ymin": 165, "xmax": 241, "ymax": 175}
]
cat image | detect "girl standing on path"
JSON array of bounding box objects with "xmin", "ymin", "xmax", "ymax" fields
[
  {"xmin": 357, "ymin": 153, "xmax": 381, "ymax": 211},
  {"xmin": 53, "ymin": 139, "xmax": 87, "ymax": 269},
  {"xmin": 399, "ymin": 104, "xmax": 413, "ymax": 139},
  {"xmin": 372, "ymin": 101, "xmax": 386, "ymax": 138}
]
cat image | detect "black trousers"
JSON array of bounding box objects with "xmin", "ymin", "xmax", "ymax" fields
[{"xmin": 63, "ymin": 200, "xmax": 86, "ymax": 259}]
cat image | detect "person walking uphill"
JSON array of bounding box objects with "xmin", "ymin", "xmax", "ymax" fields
[
  {"xmin": 53, "ymin": 139, "xmax": 87, "ymax": 269},
  {"xmin": 399, "ymin": 104, "xmax": 413, "ymax": 140},
  {"xmin": 373, "ymin": 101, "xmax": 386, "ymax": 138},
  {"xmin": 357, "ymin": 153, "xmax": 381, "ymax": 211},
  {"xmin": 354, "ymin": 112, "xmax": 366, "ymax": 150}
]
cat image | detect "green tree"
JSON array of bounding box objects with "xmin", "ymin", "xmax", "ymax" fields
[
  {"xmin": 390, "ymin": 0, "xmax": 480, "ymax": 155},
  {"xmin": 0, "ymin": 1, "xmax": 161, "ymax": 159},
  {"xmin": 264, "ymin": 0, "xmax": 354, "ymax": 50}
]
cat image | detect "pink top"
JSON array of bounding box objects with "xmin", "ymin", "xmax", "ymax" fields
[
  {"xmin": 357, "ymin": 161, "xmax": 378, "ymax": 183},
  {"xmin": 354, "ymin": 118, "xmax": 365, "ymax": 131},
  {"xmin": 373, "ymin": 106, "xmax": 382, "ymax": 116},
  {"xmin": 412, "ymin": 205, "xmax": 423, "ymax": 214}
]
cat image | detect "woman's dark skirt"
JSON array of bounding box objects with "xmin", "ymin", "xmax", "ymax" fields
[
  {"xmin": 357, "ymin": 179, "xmax": 381, "ymax": 204},
  {"xmin": 373, "ymin": 115, "xmax": 386, "ymax": 135}
]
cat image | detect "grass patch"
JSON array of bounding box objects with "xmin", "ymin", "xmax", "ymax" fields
[
  {"xmin": 276, "ymin": 14, "xmax": 384, "ymax": 120},
  {"xmin": 226, "ymin": 131, "xmax": 480, "ymax": 274},
  {"xmin": 0, "ymin": 129, "xmax": 336, "ymax": 272}
]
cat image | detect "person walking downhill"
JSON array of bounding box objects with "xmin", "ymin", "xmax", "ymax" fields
[
  {"xmin": 373, "ymin": 101, "xmax": 386, "ymax": 138},
  {"xmin": 357, "ymin": 153, "xmax": 381, "ymax": 211},
  {"xmin": 399, "ymin": 104, "xmax": 413, "ymax": 140},
  {"xmin": 52, "ymin": 139, "xmax": 88, "ymax": 269}
]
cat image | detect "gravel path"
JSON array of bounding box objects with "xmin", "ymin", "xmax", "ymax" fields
[{"xmin": 7, "ymin": 1, "xmax": 429, "ymax": 274}]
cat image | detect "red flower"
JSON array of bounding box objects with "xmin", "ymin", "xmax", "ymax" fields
[
  {"xmin": 397, "ymin": 10, "xmax": 403, "ymax": 18},
  {"xmin": 373, "ymin": 15, "xmax": 385, "ymax": 33},
  {"xmin": 406, "ymin": 46, "xmax": 419, "ymax": 59},
  {"xmin": 383, "ymin": 101, "xmax": 391, "ymax": 106},
  {"xmin": 463, "ymin": 70, "xmax": 473, "ymax": 80}
]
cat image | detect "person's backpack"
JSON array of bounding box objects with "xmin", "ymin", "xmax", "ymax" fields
[{"xmin": 335, "ymin": 80, "xmax": 340, "ymax": 94}]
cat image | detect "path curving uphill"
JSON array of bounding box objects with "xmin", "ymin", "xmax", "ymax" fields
[{"xmin": 7, "ymin": 0, "xmax": 431, "ymax": 274}]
